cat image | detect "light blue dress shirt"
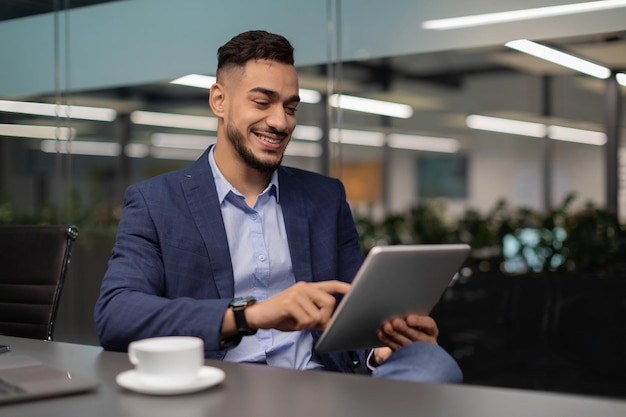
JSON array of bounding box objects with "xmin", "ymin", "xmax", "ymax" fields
[{"xmin": 209, "ymin": 149, "xmax": 322, "ymax": 370}]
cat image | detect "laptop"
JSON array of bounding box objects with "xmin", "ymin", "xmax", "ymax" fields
[
  {"xmin": 315, "ymin": 244, "xmax": 471, "ymax": 352},
  {"xmin": 0, "ymin": 353, "xmax": 99, "ymax": 405}
]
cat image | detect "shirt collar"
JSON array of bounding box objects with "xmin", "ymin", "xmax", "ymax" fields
[{"xmin": 208, "ymin": 146, "xmax": 280, "ymax": 204}]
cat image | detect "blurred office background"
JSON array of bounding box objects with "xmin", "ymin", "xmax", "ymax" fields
[{"xmin": 1, "ymin": 0, "xmax": 625, "ymax": 398}]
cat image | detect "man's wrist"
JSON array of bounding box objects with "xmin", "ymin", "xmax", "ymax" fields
[{"xmin": 229, "ymin": 296, "xmax": 257, "ymax": 336}]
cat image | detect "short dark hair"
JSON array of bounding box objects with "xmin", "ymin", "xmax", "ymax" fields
[{"xmin": 216, "ymin": 30, "xmax": 294, "ymax": 78}]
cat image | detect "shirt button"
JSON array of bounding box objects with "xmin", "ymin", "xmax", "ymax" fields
[
  {"xmin": 259, "ymin": 255, "xmax": 266, "ymax": 261},
  {"xmin": 250, "ymin": 213, "xmax": 258, "ymax": 220}
]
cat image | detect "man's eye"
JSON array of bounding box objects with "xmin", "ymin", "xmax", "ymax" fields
[{"xmin": 286, "ymin": 107, "xmax": 298, "ymax": 114}]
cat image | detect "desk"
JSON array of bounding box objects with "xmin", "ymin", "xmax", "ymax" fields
[{"xmin": 1, "ymin": 336, "xmax": 626, "ymax": 417}]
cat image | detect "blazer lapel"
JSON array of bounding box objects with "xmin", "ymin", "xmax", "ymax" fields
[
  {"xmin": 279, "ymin": 167, "xmax": 313, "ymax": 283},
  {"xmin": 181, "ymin": 149, "xmax": 234, "ymax": 298}
]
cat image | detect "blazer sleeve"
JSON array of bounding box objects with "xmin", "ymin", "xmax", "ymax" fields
[{"xmin": 94, "ymin": 184, "xmax": 231, "ymax": 355}]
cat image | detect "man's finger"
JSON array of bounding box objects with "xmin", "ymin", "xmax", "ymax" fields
[{"xmin": 310, "ymin": 280, "xmax": 352, "ymax": 295}]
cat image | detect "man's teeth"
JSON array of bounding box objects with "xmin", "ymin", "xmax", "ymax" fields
[{"xmin": 260, "ymin": 135, "xmax": 280, "ymax": 144}]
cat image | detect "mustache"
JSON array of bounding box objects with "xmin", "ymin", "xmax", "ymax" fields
[{"xmin": 256, "ymin": 127, "xmax": 289, "ymax": 138}]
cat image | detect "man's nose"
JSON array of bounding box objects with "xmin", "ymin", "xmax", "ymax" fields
[{"xmin": 266, "ymin": 106, "xmax": 290, "ymax": 132}]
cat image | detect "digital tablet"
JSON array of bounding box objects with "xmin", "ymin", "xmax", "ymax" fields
[{"xmin": 315, "ymin": 244, "xmax": 471, "ymax": 352}]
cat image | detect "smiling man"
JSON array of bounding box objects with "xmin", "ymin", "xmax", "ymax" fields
[{"xmin": 94, "ymin": 30, "xmax": 462, "ymax": 383}]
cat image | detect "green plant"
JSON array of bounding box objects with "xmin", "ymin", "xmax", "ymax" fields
[
  {"xmin": 354, "ymin": 193, "xmax": 626, "ymax": 276},
  {"xmin": 0, "ymin": 191, "xmax": 121, "ymax": 250}
]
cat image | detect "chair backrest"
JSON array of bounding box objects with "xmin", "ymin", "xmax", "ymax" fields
[{"xmin": 0, "ymin": 225, "xmax": 79, "ymax": 341}]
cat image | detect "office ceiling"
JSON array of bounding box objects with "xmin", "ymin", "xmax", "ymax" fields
[
  {"xmin": 45, "ymin": 29, "xmax": 625, "ymax": 114},
  {"xmin": 1, "ymin": 2, "xmax": 624, "ymax": 153},
  {"xmin": 0, "ymin": 0, "xmax": 119, "ymax": 22},
  {"xmin": 2, "ymin": 1, "xmax": 624, "ymax": 101}
]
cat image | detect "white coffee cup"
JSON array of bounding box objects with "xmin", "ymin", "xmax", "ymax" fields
[{"xmin": 128, "ymin": 336, "xmax": 204, "ymax": 387}]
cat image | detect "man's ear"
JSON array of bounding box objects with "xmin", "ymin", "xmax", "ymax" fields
[{"xmin": 209, "ymin": 83, "xmax": 226, "ymax": 117}]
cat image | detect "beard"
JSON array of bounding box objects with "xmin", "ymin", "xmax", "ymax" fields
[{"xmin": 226, "ymin": 124, "xmax": 285, "ymax": 173}]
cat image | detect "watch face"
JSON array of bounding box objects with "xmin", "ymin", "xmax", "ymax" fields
[{"xmin": 231, "ymin": 296, "xmax": 255, "ymax": 308}]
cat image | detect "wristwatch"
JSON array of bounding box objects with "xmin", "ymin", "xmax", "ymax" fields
[{"xmin": 229, "ymin": 296, "xmax": 257, "ymax": 336}]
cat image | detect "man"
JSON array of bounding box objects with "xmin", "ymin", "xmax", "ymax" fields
[{"xmin": 95, "ymin": 30, "xmax": 461, "ymax": 383}]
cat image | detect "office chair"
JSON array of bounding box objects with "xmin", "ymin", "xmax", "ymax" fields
[{"xmin": 0, "ymin": 225, "xmax": 79, "ymax": 341}]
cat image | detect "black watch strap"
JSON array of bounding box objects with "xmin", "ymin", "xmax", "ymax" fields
[{"xmin": 229, "ymin": 296, "xmax": 257, "ymax": 336}]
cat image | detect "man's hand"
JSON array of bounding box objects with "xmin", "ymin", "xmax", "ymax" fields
[
  {"xmin": 245, "ymin": 281, "xmax": 351, "ymax": 332},
  {"xmin": 372, "ymin": 314, "xmax": 439, "ymax": 365}
]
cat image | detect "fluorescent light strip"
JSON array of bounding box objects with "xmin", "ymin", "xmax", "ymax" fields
[
  {"xmin": 131, "ymin": 111, "xmax": 218, "ymax": 131},
  {"xmin": 617, "ymin": 73, "xmax": 626, "ymax": 86},
  {"xmin": 124, "ymin": 143, "xmax": 149, "ymax": 158},
  {"xmin": 171, "ymin": 74, "xmax": 216, "ymax": 89},
  {"xmin": 298, "ymin": 89, "xmax": 322, "ymax": 104},
  {"xmin": 547, "ymin": 125, "xmax": 606, "ymax": 146},
  {"xmin": 284, "ymin": 142, "xmax": 323, "ymax": 158},
  {"xmin": 422, "ymin": 0, "xmax": 626, "ymax": 30},
  {"xmin": 506, "ymin": 40, "xmax": 611, "ymax": 79},
  {"xmin": 40, "ymin": 140, "xmax": 121, "ymax": 156},
  {"xmin": 387, "ymin": 134, "xmax": 460, "ymax": 153},
  {"xmin": 170, "ymin": 74, "xmax": 321, "ymax": 104},
  {"xmin": 467, "ymin": 114, "xmax": 607, "ymax": 146},
  {"xmin": 330, "ymin": 129, "xmax": 386, "ymax": 147},
  {"xmin": 293, "ymin": 125, "xmax": 323, "ymax": 141},
  {"xmin": 151, "ymin": 133, "xmax": 216, "ymax": 149},
  {"xmin": 151, "ymin": 148, "xmax": 205, "ymax": 161},
  {"xmin": 0, "ymin": 100, "xmax": 116, "ymax": 121},
  {"xmin": 466, "ymin": 115, "xmax": 546, "ymax": 137},
  {"xmin": 329, "ymin": 94, "xmax": 413, "ymax": 119},
  {"xmin": 0, "ymin": 123, "xmax": 75, "ymax": 140}
]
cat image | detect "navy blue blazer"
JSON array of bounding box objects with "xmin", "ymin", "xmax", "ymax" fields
[{"xmin": 95, "ymin": 147, "xmax": 366, "ymax": 373}]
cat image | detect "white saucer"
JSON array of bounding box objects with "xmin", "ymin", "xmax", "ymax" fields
[{"xmin": 116, "ymin": 366, "xmax": 226, "ymax": 395}]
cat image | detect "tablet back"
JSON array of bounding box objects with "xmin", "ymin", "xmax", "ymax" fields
[{"xmin": 315, "ymin": 244, "xmax": 471, "ymax": 352}]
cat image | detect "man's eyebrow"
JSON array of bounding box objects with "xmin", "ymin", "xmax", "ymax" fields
[{"xmin": 249, "ymin": 87, "xmax": 301, "ymax": 104}]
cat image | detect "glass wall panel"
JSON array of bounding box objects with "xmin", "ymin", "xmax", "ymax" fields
[{"xmin": 1, "ymin": 0, "xmax": 626, "ymax": 398}]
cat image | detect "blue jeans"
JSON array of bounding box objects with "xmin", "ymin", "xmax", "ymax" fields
[{"xmin": 371, "ymin": 342, "xmax": 463, "ymax": 383}]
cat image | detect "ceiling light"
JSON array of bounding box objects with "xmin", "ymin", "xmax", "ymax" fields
[
  {"xmin": 40, "ymin": 140, "xmax": 121, "ymax": 156},
  {"xmin": 124, "ymin": 143, "xmax": 150, "ymax": 158},
  {"xmin": 547, "ymin": 126, "xmax": 606, "ymax": 146},
  {"xmin": 0, "ymin": 100, "xmax": 116, "ymax": 121},
  {"xmin": 329, "ymin": 94, "xmax": 413, "ymax": 119},
  {"xmin": 293, "ymin": 125, "xmax": 323, "ymax": 141},
  {"xmin": 151, "ymin": 133, "xmax": 216, "ymax": 149},
  {"xmin": 617, "ymin": 73, "xmax": 626, "ymax": 86},
  {"xmin": 422, "ymin": 0, "xmax": 626, "ymax": 30},
  {"xmin": 131, "ymin": 111, "xmax": 218, "ymax": 131},
  {"xmin": 0, "ymin": 123, "xmax": 75, "ymax": 140},
  {"xmin": 151, "ymin": 148, "xmax": 206, "ymax": 161},
  {"xmin": 466, "ymin": 115, "xmax": 546, "ymax": 137},
  {"xmin": 387, "ymin": 134, "xmax": 460, "ymax": 153},
  {"xmin": 171, "ymin": 74, "xmax": 216, "ymax": 89},
  {"xmin": 297, "ymin": 89, "xmax": 322, "ymax": 104},
  {"xmin": 467, "ymin": 114, "xmax": 608, "ymax": 146},
  {"xmin": 170, "ymin": 74, "xmax": 321, "ymax": 104},
  {"xmin": 330, "ymin": 129, "xmax": 386, "ymax": 146},
  {"xmin": 285, "ymin": 142, "xmax": 323, "ymax": 157},
  {"xmin": 506, "ymin": 40, "xmax": 611, "ymax": 79}
]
